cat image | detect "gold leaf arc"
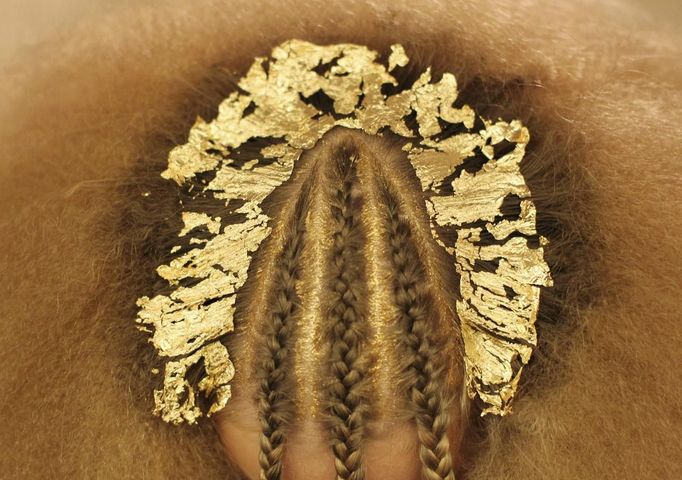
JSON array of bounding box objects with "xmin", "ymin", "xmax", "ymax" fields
[{"xmin": 136, "ymin": 39, "xmax": 553, "ymax": 424}]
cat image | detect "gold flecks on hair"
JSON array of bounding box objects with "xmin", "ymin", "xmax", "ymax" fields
[{"xmin": 136, "ymin": 39, "xmax": 552, "ymax": 424}]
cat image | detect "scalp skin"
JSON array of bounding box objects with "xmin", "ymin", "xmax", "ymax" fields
[{"xmin": 1, "ymin": 1, "xmax": 681, "ymax": 479}]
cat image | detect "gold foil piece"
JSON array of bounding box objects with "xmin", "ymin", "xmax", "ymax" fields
[
  {"xmin": 208, "ymin": 161, "xmax": 294, "ymax": 203},
  {"xmin": 388, "ymin": 44, "xmax": 409, "ymax": 71},
  {"xmin": 178, "ymin": 212, "xmax": 221, "ymax": 237},
  {"xmin": 137, "ymin": 39, "xmax": 552, "ymax": 423},
  {"xmin": 152, "ymin": 341, "xmax": 235, "ymax": 425}
]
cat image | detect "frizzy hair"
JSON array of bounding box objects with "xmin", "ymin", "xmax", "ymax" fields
[
  {"xmin": 2, "ymin": 1, "xmax": 681, "ymax": 479},
  {"xmin": 243, "ymin": 130, "xmax": 465, "ymax": 479}
]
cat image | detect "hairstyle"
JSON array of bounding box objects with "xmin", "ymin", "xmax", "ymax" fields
[
  {"xmin": 1, "ymin": 1, "xmax": 681, "ymax": 479},
  {"xmin": 242, "ymin": 130, "xmax": 465, "ymax": 479}
]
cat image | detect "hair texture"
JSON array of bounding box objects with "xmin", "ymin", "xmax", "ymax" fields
[
  {"xmin": 323, "ymin": 146, "xmax": 370, "ymax": 480},
  {"xmin": 1, "ymin": 0, "xmax": 682, "ymax": 479},
  {"xmin": 255, "ymin": 178, "xmax": 312, "ymax": 479},
  {"xmin": 380, "ymin": 177, "xmax": 455, "ymax": 480},
  {"xmin": 232, "ymin": 130, "xmax": 463, "ymax": 479}
]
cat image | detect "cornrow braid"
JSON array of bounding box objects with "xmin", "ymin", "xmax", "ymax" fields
[
  {"xmin": 381, "ymin": 181, "xmax": 456, "ymax": 480},
  {"xmin": 324, "ymin": 145, "xmax": 371, "ymax": 480},
  {"xmin": 256, "ymin": 181, "xmax": 312, "ymax": 480}
]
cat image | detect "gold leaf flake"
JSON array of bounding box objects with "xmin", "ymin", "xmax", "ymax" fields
[
  {"xmin": 408, "ymin": 150, "xmax": 466, "ymax": 191},
  {"xmin": 137, "ymin": 39, "xmax": 553, "ymax": 423},
  {"xmin": 388, "ymin": 44, "xmax": 409, "ymax": 71},
  {"xmin": 179, "ymin": 212, "xmax": 221, "ymax": 237},
  {"xmin": 208, "ymin": 162, "xmax": 294, "ymax": 203},
  {"xmin": 153, "ymin": 341, "xmax": 235, "ymax": 425}
]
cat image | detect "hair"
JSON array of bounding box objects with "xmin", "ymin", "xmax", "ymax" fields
[
  {"xmin": 322, "ymin": 146, "xmax": 370, "ymax": 480},
  {"xmin": 380, "ymin": 178, "xmax": 456, "ymax": 480},
  {"xmin": 238, "ymin": 131, "xmax": 465, "ymax": 479},
  {"xmin": 254, "ymin": 176, "xmax": 311, "ymax": 479},
  {"xmin": 1, "ymin": 0, "xmax": 681, "ymax": 479}
]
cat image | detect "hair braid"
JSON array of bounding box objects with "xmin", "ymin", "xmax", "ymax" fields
[
  {"xmin": 325, "ymin": 146, "xmax": 370, "ymax": 480},
  {"xmin": 382, "ymin": 185, "xmax": 456, "ymax": 480},
  {"xmin": 256, "ymin": 182, "xmax": 311, "ymax": 480}
]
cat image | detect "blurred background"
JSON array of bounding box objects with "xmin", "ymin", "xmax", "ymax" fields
[{"xmin": 0, "ymin": 0, "xmax": 680, "ymax": 68}]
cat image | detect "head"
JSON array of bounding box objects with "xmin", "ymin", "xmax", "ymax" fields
[{"xmin": 4, "ymin": 2, "xmax": 682, "ymax": 480}]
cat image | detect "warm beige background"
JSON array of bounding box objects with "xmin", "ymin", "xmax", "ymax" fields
[{"xmin": 0, "ymin": 0, "xmax": 680, "ymax": 66}]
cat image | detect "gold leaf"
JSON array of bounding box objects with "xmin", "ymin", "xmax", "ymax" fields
[{"xmin": 137, "ymin": 39, "xmax": 552, "ymax": 423}]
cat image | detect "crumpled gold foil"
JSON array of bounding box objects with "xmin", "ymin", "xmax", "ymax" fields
[{"xmin": 136, "ymin": 39, "xmax": 552, "ymax": 423}]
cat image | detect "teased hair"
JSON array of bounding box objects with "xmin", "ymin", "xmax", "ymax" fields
[{"xmin": 1, "ymin": 0, "xmax": 681, "ymax": 479}]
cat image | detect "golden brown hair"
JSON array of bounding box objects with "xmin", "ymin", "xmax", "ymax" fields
[{"xmin": 1, "ymin": 0, "xmax": 681, "ymax": 479}]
